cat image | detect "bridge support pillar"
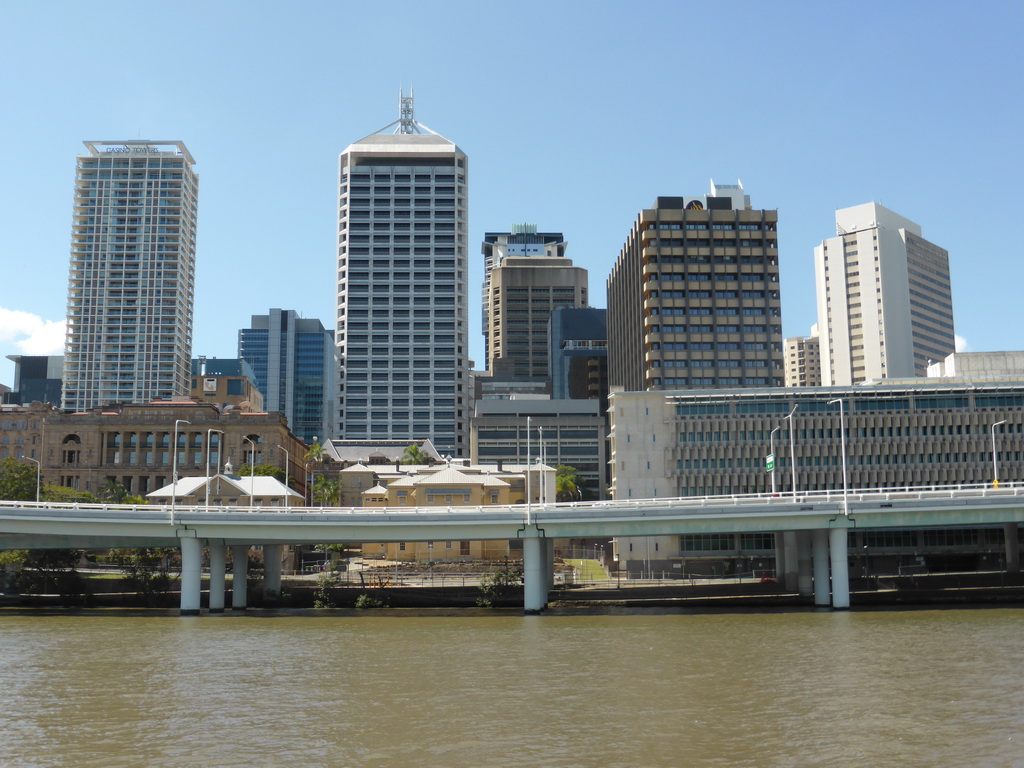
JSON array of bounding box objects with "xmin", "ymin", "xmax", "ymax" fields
[
  {"xmin": 773, "ymin": 531, "xmax": 786, "ymax": 581},
  {"xmin": 812, "ymin": 529, "xmax": 830, "ymax": 606},
  {"xmin": 544, "ymin": 538, "xmax": 555, "ymax": 590},
  {"xmin": 209, "ymin": 543, "xmax": 226, "ymax": 613},
  {"xmin": 179, "ymin": 535, "xmax": 202, "ymax": 616},
  {"xmin": 231, "ymin": 545, "xmax": 249, "ymax": 611},
  {"xmin": 263, "ymin": 544, "xmax": 283, "ymax": 596},
  {"xmin": 796, "ymin": 531, "xmax": 813, "ymax": 597},
  {"xmin": 1004, "ymin": 523, "xmax": 1020, "ymax": 574},
  {"xmin": 829, "ymin": 527, "xmax": 850, "ymax": 609},
  {"xmin": 783, "ymin": 531, "xmax": 799, "ymax": 592},
  {"xmin": 523, "ymin": 536, "xmax": 548, "ymax": 614}
]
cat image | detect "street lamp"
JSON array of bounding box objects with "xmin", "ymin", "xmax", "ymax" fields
[
  {"xmin": 205, "ymin": 428, "xmax": 224, "ymax": 509},
  {"xmin": 171, "ymin": 419, "xmax": 191, "ymax": 520},
  {"xmin": 828, "ymin": 399, "xmax": 849, "ymax": 515},
  {"xmin": 786, "ymin": 405, "xmax": 798, "ymax": 499},
  {"xmin": 243, "ymin": 436, "xmax": 257, "ymax": 514},
  {"xmin": 525, "ymin": 416, "xmax": 532, "ymax": 526},
  {"xmin": 991, "ymin": 420, "xmax": 1007, "ymax": 488},
  {"xmin": 23, "ymin": 456, "xmax": 41, "ymax": 503},
  {"xmin": 769, "ymin": 425, "xmax": 781, "ymax": 495},
  {"xmin": 276, "ymin": 444, "xmax": 290, "ymax": 508}
]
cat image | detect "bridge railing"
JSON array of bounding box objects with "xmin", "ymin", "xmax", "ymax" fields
[{"xmin": 1, "ymin": 481, "xmax": 1022, "ymax": 520}]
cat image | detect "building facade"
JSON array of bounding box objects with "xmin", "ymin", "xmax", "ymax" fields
[
  {"xmin": 3, "ymin": 356, "xmax": 64, "ymax": 406},
  {"xmin": 63, "ymin": 141, "xmax": 199, "ymax": 411},
  {"xmin": 335, "ymin": 94, "xmax": 470, "ymax": 455},
  {"xmin": 607, "ymin": 182, "xmax": 782, "ymax": 393},
  {"xmin": 783, "ymin": 334, "xmax": 822, "ymax": 387},
  {"xmin": 0, "ymin": 401, "xmax": 307, "ymax": 498},
  {"xmin": 549, "ymin": 307, "xmax": 609, "ymax": 413},
  {"xmin": 481, "ymin": 225, "xmax": 577, "ymax": 372},
  {"xmin": 238, "ymin": 309, "xmax": 335, "ymax": 442},
  {"xmin": 190, "ymin": 358, "xmax": 264, "ymax": 412},
  {"xmin": 470, "ymin": 398, "xmax": 607, "ymax": 499},
  {"xmin": 815, "ymin": 202, "xmax": 954, "ymax": 385}
]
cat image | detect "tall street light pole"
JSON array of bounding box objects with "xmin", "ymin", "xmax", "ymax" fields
[
  {"xmin": 525, "ymin": 416, "xmax": 532, "ymax": 526},
  {"xmin": 828, "ymin": 399, "xmax": 848, "ymax": 516},
  {"xmin": 991, "ymin": 419, "xmax": 1007, "ymax": 488},
  {"xmin": 205, "ymin": 428, "xmax": 224, "ymax": 509},
  {"xmin": 769, "ymin": 425, "xmax": 781, "ymax": 495},
  {"xmin": 276, "ymin": 444, "xmax": 290, "ymax": 508},
  {"xmin": 786, "ymin": 405, "xmax": 798, "ymax": 499},
  {"xmin": 171, "ymin": 419, "xmax": 190, "ymax": 521},
  {"xmin": 243, "ymin": 436, "xmax": 257, "ymax": 514},
  {"xmin": 23, "ymin": 456, "xmax": 41, "ymax": 503}
]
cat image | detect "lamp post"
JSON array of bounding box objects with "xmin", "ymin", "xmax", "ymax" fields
[
  {"xmin": 525, "ymin": 416, "xmax": 532, "ymax": 526},
  {"xmin": 786, "ymin": 405, "xmax": 798, "ymax": 498},
  {"xmin": 991, "ymin": 419, "xmax": 1007, "ymax": 488},
  {"xmin": 205, "ymin": 428, "xmax": 224, "ymax": 509},
  {"xmin": 769, "ymin": 425, "xmax": 781, "ymax": 495},
  {"xmin": 243, "ymin": 436, "xmax": 257, "ymax": 514},
  {"xmin": 828, "ymin": 399, "xmax": 849, "ymax": 515},
  {"xmin": 276, "ymin": 444, "xmax": 290, "ymax": 508},
  {"xmin": 171, "ymin": 419, "xmax": 190, "ymax": 520},
  {"xmin": 23, "ymin": 457, "xmax": 41, "ymax": 503}
]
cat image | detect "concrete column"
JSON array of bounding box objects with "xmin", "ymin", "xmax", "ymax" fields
[
  {"xmin": 263, "ymin": 544, "xmax": 283, "ymax": 596},
  {"xmin": 812, "ymin": 529, "xmax": 831, "ymax": 607},
  {"xmin": 523, "ymin": 537, "xmax": 547, "ymax": 614},
  {"xmin": 773, "ymin": 531, "xmax": 785, "ymax": 580},
  {"xmin": 208, "ymin": 543, "xmax": 227, "ymax": 613},
  {"xmin": 829, "ymin": 527, "xmax": 850, "ymax": 610},
  {"xmin": 543, "ymin": 538, "xmax": 556, "ymax": 590},
  {"xmin": 231, "ymin": 545, "xmax": 249, "ymax": 611},
  {"xmin": 783, "ymin": 531, "xmax": 799, "ymax": 592},
  {"xmin": 1003, "ymin": 523, "xmax": 1020, "ymax": 574},
  {"xmin": 796, "ymin": 531, "xmax": 813, "ymax": 597},
  {"xmin": 179, "ymin": 536, "xmax": 202, "ymax": 616}
]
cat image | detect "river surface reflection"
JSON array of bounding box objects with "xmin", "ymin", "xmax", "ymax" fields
[{"xmin": 1, "ymin": 607, "xmax": 1022, "ymax": 767}]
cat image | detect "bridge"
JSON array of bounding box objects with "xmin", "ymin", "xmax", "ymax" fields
[{"xmin": 2, "ymin": 483, "xmax": 1023, "ymax": 613}]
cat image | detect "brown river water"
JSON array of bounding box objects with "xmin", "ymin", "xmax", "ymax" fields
[{"xmin": 1, "ymin": 607, "xmax": 1022, "ymax": 767}]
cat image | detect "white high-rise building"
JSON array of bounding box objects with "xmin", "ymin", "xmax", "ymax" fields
[
  {"xmin": 335, "ymin": 94, "xmax": 470, "ymax": 455},
  {"xmin": 814, "ymin": 202, "xmax": 954, "ymax": 386},
  {"xmin": 62, "ymin": 141, "xmax": 198, "ymax": 411}
]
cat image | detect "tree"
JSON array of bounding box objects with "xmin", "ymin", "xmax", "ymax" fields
[
  {"xmin": 41, "ymin": 485, "xmax": 99, "ymax": 504},
  {"xmin": 555, "ymin": 465, "xmax": 584, "ymax": 501},
  {"xmin": 303, "ymin": 441, "xmax": 325, "ymax": 464},
  {"xmin": 108, "ymin": 547, "xmax": 179, "ymax": 607},
  {"xmin": 0, "ymin": 457, "xmax": 37, "ymax": 501},
  {"xmin": 238, "ymin": 464, "xmax": 285, "ymax": 483},
  {"xmin": 99, "ymin": 478, "xmax": 129, "ymax": 504},
  {"xmin": 400, "ymin": 443, "xmax": 430, "ymax": 465},
  {"xmin": 476, "ymin": 563, "xmax": 524, "ymax": 607},
  {"xmin": 312, "ymin": 475, "xmax": 340, "ymax": 506}
]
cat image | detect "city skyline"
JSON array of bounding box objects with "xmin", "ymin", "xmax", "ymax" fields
[{"xmin": 1, "ymin": 2, "xmax": 1022, "ymax": 388}]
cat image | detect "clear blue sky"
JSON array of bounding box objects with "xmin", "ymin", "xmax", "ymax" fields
[{"xmin": 2, "ymin": 0, "xmax": 1022, "ymax": 388}]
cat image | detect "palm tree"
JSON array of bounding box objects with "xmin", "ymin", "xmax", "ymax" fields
[
  {"xmin": 100, "ymin": 478, "xmax": 129, "ymax": 504},
  {"xmin": 312, "ymin": 475, "xmax": 340, "ymax": 506},
  {"xmin": 555, "ymin": 465, "xmax": 583, "ymax": 501},
  {"xmin": 400, "ymin": 443, "xmax": 430, "ymax": 465}
]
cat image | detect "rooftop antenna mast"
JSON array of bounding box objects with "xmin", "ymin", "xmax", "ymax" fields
[{"xmin": 398, "ymin": 88, "xmax": 416, "ymax": 134}]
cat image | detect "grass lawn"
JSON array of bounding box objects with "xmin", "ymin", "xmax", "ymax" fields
[{"xmin": 565, "ymin": 558, "xmax": 608, "ymax": 581}]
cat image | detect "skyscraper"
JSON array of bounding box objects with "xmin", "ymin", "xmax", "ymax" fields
[
  {"xmin": 481, "ymin": 226, "xmax": 568, "ymax": 366},
  {"xmin": 62, "ymin": 141, "xmax": 198, "ymax": 411},
  {"xmin": 814, "ymin": 202, "xmax": 954, "ymax": 385},
  {"xmin": 482, "ymin": 227, "xmax": 587, "ymax": 378},
  {"xmin": 238, "ymin": 309, "xmax": 335, "ymax": 443},
  {"xmin": 335, "ymin": 94, "xmax": 470, "ymax": 455},
  {"xmin": 607, "ymin": 182, "xmax": 782, "ymax": 392}
]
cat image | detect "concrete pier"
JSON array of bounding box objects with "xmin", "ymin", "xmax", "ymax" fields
[
  {"xmin": 812, "ymin": 529, "xmax": 831, "ymax": 607},
  {"xmin": 523, "ymin": 536, "xmax": 547, "ymax": 614},
  {"xmin": 231, "ymin": 545, "xmax": 249, "ymax": 611},
  {"xmin": 209, "ymin": 543, "xmax": 226, "ymax": 613},
  {"xmin": 829, "ymin": 527, "xmax": 850, "ymax": 609},
  {"xmin": 263, "ymin": 544, "xmax": 282, "ymax": 597},
  {"xmin": 179, "ymin": 536, "xmax": 202, "ymax": 616}
]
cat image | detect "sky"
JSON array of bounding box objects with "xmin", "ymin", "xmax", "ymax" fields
[{"xmin": 1, "ymin": 1, "xmax": 1022, "ymax": 389}]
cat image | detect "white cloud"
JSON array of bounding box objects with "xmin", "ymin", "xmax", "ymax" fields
[
  {"xmin": 955, "ymin": 334, "xmax": 971, "ymax": 353},
  {"xmin": 0, "ymin": 307, "xmax": 66, "ymax": 355}
]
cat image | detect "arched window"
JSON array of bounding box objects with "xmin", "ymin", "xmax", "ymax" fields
[{"xmin": 62, "ymin": 435, "xmax": 82, "ymax": 465}]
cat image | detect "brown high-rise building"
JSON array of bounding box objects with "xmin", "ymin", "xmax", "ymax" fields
[
  {"xmin": 607, "ymin": 182, "xmax": 782, "ymax": 392},
  {"xmin": 784, "ymin": 333, "xmax": 822, "ymax": 387}
]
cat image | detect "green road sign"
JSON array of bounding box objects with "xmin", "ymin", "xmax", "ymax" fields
[{"xmin": 765, "ymin": 454, "xmax": 775, "ymax": 473}]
